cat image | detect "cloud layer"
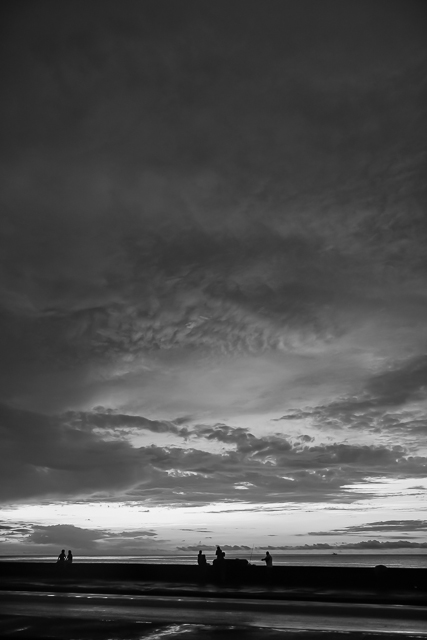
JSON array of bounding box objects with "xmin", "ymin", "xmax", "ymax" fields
[{"xmin": 1, "ymin": 403, "xmax": 426, "ymax": 509}]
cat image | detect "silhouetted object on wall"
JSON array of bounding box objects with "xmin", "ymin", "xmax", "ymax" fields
[
  {"xmin": 57, "ymin": 550, "xmax": 66, "ymax": 564},
  {"xmin": 213, "ymin": 545, "xmax": 226, "ymax": 581},
  {"xmin": 197, "ymin": 550, "xmax": 206, "ymax": 566},
  {"xmin": 374, "ymin": 564, "xmax": 388, "ymax": 590},
  {"xmin": 66, "ymin": 550, "xmax": 73, "ymax": 564},
  {"xmin": 262, "ymin": 551, "xmax": 273, "ymax": 567}
]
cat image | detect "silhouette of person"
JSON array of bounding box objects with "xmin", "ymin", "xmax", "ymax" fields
[
  {"xmin": 57, "ymin": 549, "xmax": 66, "ymax": 563},
  {"xmin": 215, "ymin": 546, "xmax": 224, "ymax": 562},
  {"xmin": 213, "ymin": 546, "xmax": 227, "ymax": 581},
  {"xmin": 197, "ymin": 550, "xmax": 206, "ymax": 566},
  {"xmin": 66, "ymin": 550, "xmax": 73, "ymax": 564},
  {"xmin": 262, "ymin": 551, "xmax": 273, "ymax": 567}
]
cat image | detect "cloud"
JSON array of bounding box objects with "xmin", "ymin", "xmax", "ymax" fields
[
  {"xmin": 0, "ymin": 403, "xmax": 145, "ymax": 502},
  {"xmin": 275, "ymin": 354, "xmax": 427, "ymax": 457},
  {"xmin": 28, "ymin": 524, "xmax": 104, "ymax": 549},
  {"xmin": 339, "ymin": 540, "xmax": 427, "ymax": 550},
  {"xmin": 367, "ymin": 356, "xmax": 427, "ymax": 407},
  {"xmin": 0, "ymin": 521, "xmax": 34, "ymax": 549},
  {"xmin": 0, "ymin": 522, "xmax": 159, "ymax": 555},
  {"xmin": 260, "ymin": 541, "xmax": 427, "ymax": 550},
  {"xmin": 308, "ymin": 520, "xmax": 427, "ymax": 536},
  {"xmin": 63, "ymin": 409, "xmax": 182, "ymax": 436},
  {"xmin": 1, "ymin": 401, "xmax": 426, "ymax": 507},
  {"xmin": 1, "ymin": 23, "xmax": 426, "ymax": 414},
  {"xmin": 177, "ymin": 544, "xmax": 252, "ymax": 552}
]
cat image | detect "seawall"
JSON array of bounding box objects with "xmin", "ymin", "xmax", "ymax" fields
[{"xmin": 1, "ymin": 561, "xmax": 426, "ymax": 592}]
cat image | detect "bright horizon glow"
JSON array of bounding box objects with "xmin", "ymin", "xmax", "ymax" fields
[{"xmin": 1, "ymin": 476, "xmax": 426, "ymax": 554}]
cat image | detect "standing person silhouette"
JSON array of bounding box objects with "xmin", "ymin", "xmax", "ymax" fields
[
  {"xmin": 66, "ymin": 550, "xmax": 73, "ymax": 564},
  {"xmin": 262, "ymin": 551, "xmax": 273, "ymax": 567},
  {"xmin": 57, "ymin": 549, "xmax": 66, "ymax": 564},
  {"xmin": 214, "ymin": 545, "xmax": 226, "ymax": 581}
]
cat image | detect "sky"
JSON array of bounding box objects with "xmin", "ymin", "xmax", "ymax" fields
[{"xmin": 0, "ymin": 0, "xmax": 427, "ymax": 557}]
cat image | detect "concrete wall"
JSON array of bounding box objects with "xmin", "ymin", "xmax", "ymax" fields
[{"xmin": 1, "ymin": 561, "xmax": 426, "ymax": 591}]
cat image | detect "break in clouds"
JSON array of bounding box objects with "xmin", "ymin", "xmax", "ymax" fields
[{"xmin": 0, "ymin": 0, "xmax": 426, "ymax": 550}]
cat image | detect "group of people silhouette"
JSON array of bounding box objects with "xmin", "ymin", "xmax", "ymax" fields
[
  {"xmin": 196, "ymin": 546, "xmax": 226, "ymax": 568},
  {"xmin": 198, "ymin": 546, "xmax": 273, "ymax": 567},
  {"xmin": 57, "ymin": 549, "xmax": 73, "ymax": 564},
  {"xmin": 55, "ymin": 547, "xmax": 271, "ymax": 568}
]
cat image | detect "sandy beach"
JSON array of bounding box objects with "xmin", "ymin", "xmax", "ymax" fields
[{"xmin": 1, "ymin": 589, "xmax": 427, "ymax": 639}]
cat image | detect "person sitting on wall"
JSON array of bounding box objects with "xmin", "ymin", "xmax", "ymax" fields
[
  {"xmin": 57, "ymin": 549, "xmax": 66, "ymax": 563},
  {"xmin": 66, "ymin": 550, "xmax": 73, "ymax": 564},
  {"xmin": 215, "ymin": 545, "xmax": 225, "ymax": 563},
  {"xmin": 262, "ymin": 551, "xmax": 273, "ymax": 567},
  {"xmin": 197, "ymin": 550, "xmax": 207, "ymax": 566}
]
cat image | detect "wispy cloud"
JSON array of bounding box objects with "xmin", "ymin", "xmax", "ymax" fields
[{"xmin": 308, "ymin": 520, "xmax": 427, "ymax": 536}]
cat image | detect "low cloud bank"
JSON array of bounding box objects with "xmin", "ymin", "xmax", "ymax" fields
[
  {"xmin": 179, "ymin": 540, "xmax": 427, "ymax": 552},
  {"xmin": 0, "ymin": 522, "xmax": 159, "ymax": 554},
  {"xmin": 294, "ymin": 540, "xmax": 427, "ymax": 550},
  {"xmin": 308, "ymin": 520, "xmax": 427, "ymax": 536}
]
